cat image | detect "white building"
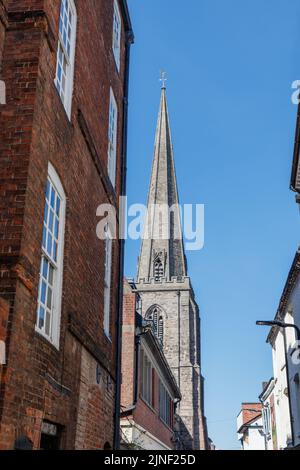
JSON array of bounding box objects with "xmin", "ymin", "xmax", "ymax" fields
[
  {"xmin": 259, "ymin": 379, "xmax": 277, "ymax": 450},
  {"xmin": 237, "ymin": 404, "xmax": 265, "ymax": 450},
  {"xmin": 267, "ymin": 249, "xmax": 300, "ymax": 449}
]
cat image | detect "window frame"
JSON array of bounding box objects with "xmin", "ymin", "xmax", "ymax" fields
[
  {"xmin": 140, "ymin": 348, "xmax": 154, "ymax": 407},
  {"xmin": 54, "ymin": 0, "xmax": 77, "ymax": 119},
  {"xmin": 36, "ymin": 163, "xmax": 66, "ymax": 349},
  {"xmin": 107, "ymin": 88, "xmax": 118, "ymax": 187},
  {"xmin": 112, "ymin": 0, "xmax": 121, "ymax": 72},
  {"xmin": 103, "ymin": 224, "xmax": 113, "ymax": 339},
  {"xmin": 159, "ymin": 379, "xmax": 173, "ymax": 428}
]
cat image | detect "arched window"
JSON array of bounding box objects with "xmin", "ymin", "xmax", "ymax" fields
[
  {"xmin": 146, "ymin": 306, "xmax": 164, "ymax": 346},
  {"xmin": 154, "ymin": 258, "xmax": 164, "ymax": 281},
  {"xmin": 36, "ymin": 163, "xmax": 66, "ymax": 348}
]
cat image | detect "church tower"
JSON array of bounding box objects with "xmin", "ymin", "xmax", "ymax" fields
[{"xmin": 135, "ymin": 82, "xmax": 208, "ymax": 450}]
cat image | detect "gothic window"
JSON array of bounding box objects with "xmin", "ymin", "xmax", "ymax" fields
[
  {"xmin": 146, "ymin": 307, "xmax": 164, "ymax": 346},
  {"xmin": 154, "ymin": 258, "xmax": 164, "ymax": 281}
]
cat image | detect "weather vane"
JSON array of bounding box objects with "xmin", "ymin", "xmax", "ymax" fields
[{"xmin": 159, "ymin": 70, "xmax": 167, "ymax": 89}]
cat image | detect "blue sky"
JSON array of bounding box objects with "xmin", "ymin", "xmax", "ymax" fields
[{"xmin": 125, "ymin": 0, "xmax": 300, "ymax": 449}]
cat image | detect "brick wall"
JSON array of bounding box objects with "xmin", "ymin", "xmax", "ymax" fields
[
  {"xmin": 0, "ymin": 0, "xmax": 131, "ymax": 449},
  {"xmin": 121, "ymin": 279, "xmax": 136, "ymax": 409}
]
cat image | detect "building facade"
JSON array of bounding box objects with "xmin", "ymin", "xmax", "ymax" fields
[
  {"xmin": 237, "ymin": 403, "xmax": 265, "ymax": 450},
  {"xmin": 259, "ymin": 379, "xmax": 277, "ymax": 450},
  {"xmin": 0, "ymin": 0, "xmax": 133, "ymax": 449},
  {"xmin": 134, "ymin": 85, "xmax": 208, "ymax": 450},
  {"xmin": 267, "ymin": 250, "xmax": 300, "ymax": 450},
  {"xmin": 120, "ymin": 279, "xmax": 181, "ymax": 450}
]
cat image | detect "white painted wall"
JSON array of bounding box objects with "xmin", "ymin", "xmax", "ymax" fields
[
  {"xmin": 271, "ymin": 330, "xmax": 293, "ymax": 449},
  {"xmin": 239, "ymin": 416, "xmax": 265, "ymax": 451},
  {"xmin": 281, "ymin": 275, "xmax": 300, "ymax": 447}
]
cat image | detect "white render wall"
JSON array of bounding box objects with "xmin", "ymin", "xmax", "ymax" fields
[
  {"xmin": 282, "ymin": 275, "xmax": 300, "ymax": 447},
  {"xmin": 240, "ymin": 417, "xmax": 265, "ymax": 451},
  {"xmin": 271, "ymin": 330, "xmax": 293, "ymax": 449}
]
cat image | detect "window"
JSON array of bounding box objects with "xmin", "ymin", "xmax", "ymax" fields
[
  {"xmin": 108, "ymin": 88, "xmax": 118, "ymax": 187},
  {"xmin": 159, "ymin": 380, "xmax": 172, "ymax": 428},
  {"xmin": 263, "ymin": 405, "xmax": 271, "ymax": 437},
  {"xmin": 55, "ymin": 0, "xmax": 77, "ymax": 118},
  {"xmin": 154, "ymin": 258, "xmax": 164, "ymax": 281},
  {"xmin": 36, "ymin": 164, "xmax": 66, "ymax": 347},
  {"xmin": 140, "ymin": 348, "xmax": 153, "ymax": 406},
  {"xmin": 112, "ymin": 0, "xmax": 121, "ymax": 71},
  {"xmin": 146, "ymin": 306, "xmax": 164, "ymax": 346},
  {"xmin": 104, "ymin": 225, "xmax": 113, "ymax": 338}
]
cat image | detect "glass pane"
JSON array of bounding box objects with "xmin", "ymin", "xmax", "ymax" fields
[
  {"xmin": 56, "ymin": 197, "xmax": 61, "ymax": 216},
  {"xmin": 42, "ymin": 226, "xmax": 47, "ymax": 249},
  {"xmin": 48, "ymin": 265, "xmax": 54, "ymax": 285},
  {"xmin": 45, "ymin": 311, "xmax": 51, "ymax": 336},
  {"xmin": 50, "ymin": 187, "xmax": 55, "ymax": 209},
  {"xmin": 39, "ymin": 306, "xmax": 45, "ymax": 329},
  {"xmin": 53, "ymin": 241, "xmax": 58, "ymax": 262},
  {"xmin": 41, "ymin": 281, "xmax": 46, "ymax": 304},
  {"xmin": 44, "ymin": 203, "xmax": 49, "ymax": 225},
  {"xmin": 45, "ymin": 180, "xmax": 50, "ymax": 200},
  {"xmin": 49, "ymin": 210, "xmax": 54, "ymax": 232},
  {"xmin": 42, "ymin": 257, "xmax": 48, "ymax": 279},
  {"xmin": 47, "ymin": 287, "xmax": 52, "ymax": 309},
  {"xmin": 54, "ymin": 219, "xmax": 59, "ymax": 239},
  {"xmin": 47, "ymin": 233, "xmax": 52, "ymax": 257}
]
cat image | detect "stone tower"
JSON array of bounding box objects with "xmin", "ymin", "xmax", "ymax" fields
[{"xmin": 135, "ymin": 84, "xmax": 208, "ymax": 450}]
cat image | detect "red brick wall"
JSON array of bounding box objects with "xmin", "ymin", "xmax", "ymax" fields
[
  {"xmin": 133, "ymin": 368, "xmax": 175, "ymax": 449},
  {"xmin": 121, "ymin": 280, "xmax": 136, "ymax": 409},
  {"xmin": 0, "ymin": 0, "xmax": 130, "ymax": 449},
  {"xmin": 241, "ymin": 403, "xmax": 262, "ymax": 426}
]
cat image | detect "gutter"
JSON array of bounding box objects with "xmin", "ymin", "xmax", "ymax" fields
[{"xmin": 113, "ymin": 17, "xmax": 134, "ymax": 449}]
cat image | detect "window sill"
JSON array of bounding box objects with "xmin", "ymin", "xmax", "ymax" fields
[
  {"xmin": 139, "ymin": 395, "xmax": 156, "ymax": 414},
  {"xmin": 104, "ymin": 330, "xmax": 112, "ymax": 344},
  {"xmin": 159, "ymin": 417, "xmax": 173, "ymax": 433},
  {"xmin": 34, "ymin": 326, "xmax": 59, "ymax": 351},
  {"xmin": 53, "ymin": 80, "xmax": 74, "ymax": 125}
]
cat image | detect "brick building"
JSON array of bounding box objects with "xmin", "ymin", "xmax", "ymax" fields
[
  {"xmin": 120, "ymin": 279, "xmax": 181, "ymax": 450},
  {"xmin": 0, "ymin": 0, "xmax": 133, "ymax": 449}
]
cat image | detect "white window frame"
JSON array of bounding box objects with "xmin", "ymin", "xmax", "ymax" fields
[
  {"xmin": 140, "ymin": 348, "xmax": 153, "ymax": 406},
  {"xmin": 54, "ymin": 0, "xmax": 77, "ymax": 119},
  {"xmin": 112, "ymin": 0, "xmax": 121, "ymax": 71},
  {"xmin": 104, "ymin": 225, "xmax": 113, "ymax": 338},
  {"xmin": 159, "ymin": 379, "xmax": 172, "ymax": 427},
  {"xmin": 108, "ymin": 88, "xmax": 118, "ymax": 187},
  {"xmin": 36, "ymin": 163, "xmax": 66, "ymax": 349}
]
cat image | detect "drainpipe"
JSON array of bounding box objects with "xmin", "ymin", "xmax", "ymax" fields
[{"xmin": 113, "ymin": 26, "xmax": 134, "ymax": 450}]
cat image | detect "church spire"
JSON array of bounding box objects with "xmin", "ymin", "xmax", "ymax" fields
[{"xmin": 137, "ymin": 83, "xmax": 187, "ymax": 281}]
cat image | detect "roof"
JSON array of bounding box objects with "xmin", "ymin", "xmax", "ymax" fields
[
  {"xmin": 119, "ymin": 1, "xmax": 134, "ymax": 43},
  {"xmin": 267, "ymin": 248, "xmax": 300, "ymax": 345},
  {"xmin": 237, "ymin": 403, "xmax": 262, "ymax": 434},
  {"xmin": 290, "ymin": 101, "xmax": 300, "ymax": 193},
  {"xmin": 258, "ymin": 377, "xmax": 275, "ymax": 401},
  {"xmin": 139, "ymin": 322, "xmax": 182, "ymax": 401},
  {"xmin": 137, "ymin": 87, "xmax": 187, "ymax": 281}
]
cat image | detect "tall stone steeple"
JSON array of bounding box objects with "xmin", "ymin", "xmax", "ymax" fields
[
  {"xmin": 134, "ymin": 82, "xmax": 208, "ymax": 450},
  {"xmin": 137, "ymin": 85, "xmax": 186, "ymax": 281}
]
